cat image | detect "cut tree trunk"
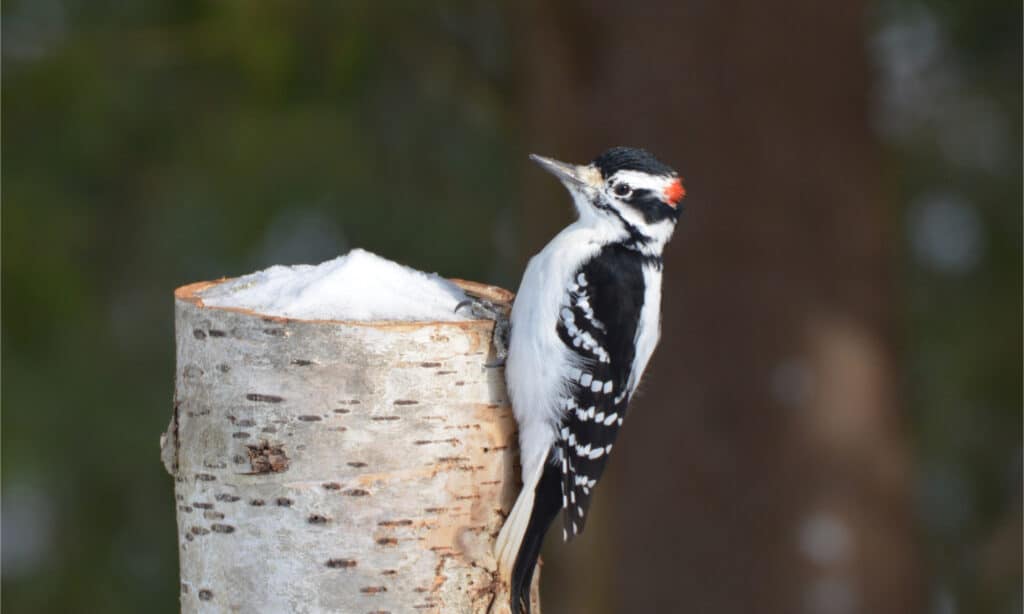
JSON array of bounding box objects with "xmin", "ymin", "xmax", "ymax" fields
[{"xmin": 161, "ymin": 279, "xmax": 536, "ymax": 613}]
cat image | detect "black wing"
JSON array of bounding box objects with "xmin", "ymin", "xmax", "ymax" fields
[{"xmin": 554, "ymin": 244, "xmax": 652, "ymax": 539}]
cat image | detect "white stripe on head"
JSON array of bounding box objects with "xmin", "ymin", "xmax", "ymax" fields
[{"xmin": 607, "ymin": 169, "xmax": 677, "ymax": 195}]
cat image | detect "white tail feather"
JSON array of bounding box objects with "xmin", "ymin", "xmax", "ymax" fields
[{"xmin": 494, "ymin": 459, "xmax": 546, "ymax": 582}]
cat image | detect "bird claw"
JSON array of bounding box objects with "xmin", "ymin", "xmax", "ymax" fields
[{"xmin": 456, "ymin": 296, "xmax": 510, "ymax": 365}]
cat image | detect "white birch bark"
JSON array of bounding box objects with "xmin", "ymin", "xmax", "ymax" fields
[{"xmin": 161, "ymin": 279, "xmax": 536, "ymax": 613}]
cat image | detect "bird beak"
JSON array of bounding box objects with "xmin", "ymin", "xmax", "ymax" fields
[{"xmin": 529, "ymin": 154, "xmax": 591, "ymax": 190}]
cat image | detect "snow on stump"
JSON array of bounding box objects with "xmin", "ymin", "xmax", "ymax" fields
[{"xmin": 160, "ymin": 251, "xmax": 535, "ymax": 613}]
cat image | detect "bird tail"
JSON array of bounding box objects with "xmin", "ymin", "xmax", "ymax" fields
[{"xmin": 495, "ymin": 451, "xmax": 562, "ymax": 614}]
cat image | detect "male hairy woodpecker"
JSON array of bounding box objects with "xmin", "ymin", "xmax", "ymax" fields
[{"xmin": 494, "ymin": 147, "xmax": 686, "ymax": 613}]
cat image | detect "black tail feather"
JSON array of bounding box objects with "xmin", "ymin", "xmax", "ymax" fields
[{"xmin": 510, "ymin": 456, "xmax": 562, "ymax": 614}]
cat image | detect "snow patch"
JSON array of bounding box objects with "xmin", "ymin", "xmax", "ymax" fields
[{"xmin": 199, "ymin": 249, "xmax": 471, "ymax": 322}]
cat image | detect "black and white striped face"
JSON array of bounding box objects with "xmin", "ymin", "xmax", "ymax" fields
[{"xmin": 530, "ymin": 147, "xmax": 686, "ymax": 249}]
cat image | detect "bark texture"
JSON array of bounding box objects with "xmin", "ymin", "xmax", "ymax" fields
[{"xmin": 162, "ymin": 279, "xmax": 536, "ymax": 613}]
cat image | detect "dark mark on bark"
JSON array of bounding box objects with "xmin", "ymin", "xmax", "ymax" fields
[
  {"xmin": 376, "ymin": 537, "xmax": 398, "ymax": 546},
  {"xmin": 330, "ymin": 426, "xmax": 347, "ymax": 432},
  {"xmin": 413, "ymin": 438, "xmax": 460, "ymax": 446},
  {"xmin": 343, "ymin": 489, "xmax": 370, "ymax": 497},
  {"xmin": 420, "ymin": 362, "xmax": 442, "ymax": 368},
  {"xmin": 393, "ymin": 400, "xmax": 418, "ymax": 406},
  {"xmin": 262, "ymin": 328, "xmax": 285, "ymax": 336},
  {"xmin": 234, "ymin": 418, "xmax": 256, "ymax": 427},
  {"xmin": 203, "ymin": 511, "xmax": 225, "ymax": 520},
  {"xmin": 195, "ymin": 473, "xmax": 216, "ymax": 482},
  {"xmin": 424, "ymin": 507, "xmax": 447, "ymax": 513},
  {"xmin": 215, "ymin": 493, "xmax": 240, "ymax": 502},
  {"xmin": 360, "ymin": 586, "xmax": 387, "ymax": 594},
  {"xmin": 381, "ymin": 570, "xmax": 397, "ymax": 576},
  {"xmin": 167, "ymin": 399, "xmax": 181, "ymax": 471},
  {"xmin": 371, "ymin": 416, "xmax": 400, "ymax": 421},
  {"xmin": 347, "ymin": 461, "xmax": 367, "ymax": 468},
  {"xmin": 438, "ymin": 456, "xmax": 470, "ymax": 463},
  {"xmin": 198, "ymin": 589, "xmax": 213, "ymax": 601},
  {"xmin": 297, "ymin": 415, "xmax": 322, "ymax": 422},
  {"xmin": 322, "ymin": 482, "xmax": 341, "ymax": 490},
  {"xmin": 308, "ymin": 514, "xmax": 330, "ymax": 524},
  {"xmin": 377, "ymin": 519, "xmax": 413, "ymax": 527},
  {"xmin": 178, "ymin": 506, "xmax": 193, "ymax": 513},
  {"xmin": 203, "ymin": 461, "xmax": 227, "ymax": 469},
  {"xmin": 275, "ymin": 497, "xmax": 293, "ymax": 507},
  {"xmin": 192, "ymin": 502, "xmax": 214, "ymax": 510},
  {"xmin": 291, "ymin": 359, "xmax": 315, "ymax": 366},
  {"xmin": 232, "ymin": 432, "xmax": 251, "ymax": 439},
  {"xmin": 261, "ymin": 426, "xmax": 278, "ymax": 433},
  {"xmin": 233, "ymin": 454, "xmax": 246, "ymax": 464},
  {"xmin": 211, "ymin": 524, "xmax": 235, "ymax": 533},
  {"xmin": 184, "ymin": 532, "xmax": 194, "ymax": 541},
  {"xmin": 326, "ymin": 558, "xmax": 357, "ymax": 568},
  {"xmin": 193, "ymin": 329, "xmax": 207, "ymax": 340},
  {"xmin": 455, "ymin": 381, "xmax": 465, "ymax": 386},
  {"xmin": 333, "ymin": 408, "xmax": 350, "ymax": 414},
  {"xmin": 208, "ymin": 329, "xmax": 226, "ymax": 337},
  {"xmin": 245, "ymin": 440, "xmax": 289, "ymax": 474},
  {"xmin": 190, "ymin": 526, "xmax": 210, "ymax": 536},
  {"xmin": 217, "ymin": 363, "xmax": 231, "ymax": 373},
  {"xmin": 435, "ymin": 370, "xmax": 457, "ymax": 375},
  {"xmin": 250, "ymin": 499, "xmax": 265, "ymax": 506},
  {"xmin": 246, "ymin": 393, "xmax": 283, "ymax": 403},
  {"xmin": 181, "ymin": 583, "xmax": 189, "ymax": 593}
]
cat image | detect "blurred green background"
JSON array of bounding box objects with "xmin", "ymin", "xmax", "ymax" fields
[{"xmin": 2, "ymin": 1, "xmax": 1019, "ymax": 613}]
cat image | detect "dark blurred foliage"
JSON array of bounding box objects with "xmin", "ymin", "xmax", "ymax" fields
[
  {"xmin": 1, "ymin": 1, "xmax": 1018, "ymax": 613},
  {"xmin": 874, "ymin": 0, "xmax": 1022, "ymax": 611}
]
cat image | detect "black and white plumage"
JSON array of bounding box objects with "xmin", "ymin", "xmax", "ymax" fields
[{"xmin": 494, "ymin": 147, "xmax": 686, "ymax": 613}]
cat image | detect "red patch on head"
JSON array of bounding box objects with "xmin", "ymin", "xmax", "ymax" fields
[{"xmin": 663, "ymin": 178, "xmax": 686, "ymax": 207}]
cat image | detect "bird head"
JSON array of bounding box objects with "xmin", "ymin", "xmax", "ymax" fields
[{"xmin": 530, "ymin": 147, "xmax": 686, "ymax": 251}]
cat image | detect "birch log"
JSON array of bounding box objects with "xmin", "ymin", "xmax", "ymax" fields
[{"xmin": 161, "ymin": 279, "xmax": 537, "ymax": 613}]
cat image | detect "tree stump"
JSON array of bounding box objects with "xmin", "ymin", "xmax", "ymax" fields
[{"xmin": 160, "ymin": 278, "xmax": 537, "ymax": 613}]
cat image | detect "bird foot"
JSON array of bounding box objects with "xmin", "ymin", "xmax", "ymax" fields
[{"xmin": 455, "ymin": 298, "xmax": 510, "ymax": 366}]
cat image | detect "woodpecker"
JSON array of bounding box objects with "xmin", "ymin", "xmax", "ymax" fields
[{"xmin": 494, "ymin": 147, "xmax": 686, "ymax": 613}]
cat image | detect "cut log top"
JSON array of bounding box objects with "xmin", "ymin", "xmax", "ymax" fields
[{"xmin": 174, "ymin": 277, "xmax": 514, "ymax": 326}]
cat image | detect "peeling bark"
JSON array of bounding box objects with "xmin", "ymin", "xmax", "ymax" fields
[{"xmin": 162, "ymin": 279, "xmax": 537, "ymax": 613}]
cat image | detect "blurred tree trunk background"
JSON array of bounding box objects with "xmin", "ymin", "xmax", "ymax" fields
[{"xmin": 516, "ymin": 1, "xmax": 924, "ymax": 612}]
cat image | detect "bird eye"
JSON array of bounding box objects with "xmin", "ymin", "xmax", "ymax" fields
[{"xmin": 613, "ymin": 183, "xmax": 632, "ymax": 197}]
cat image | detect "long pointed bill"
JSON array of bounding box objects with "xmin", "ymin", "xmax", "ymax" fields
[{"xmin": 528, "ymin": 154, "xmax": 590, "ymax": 189}]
